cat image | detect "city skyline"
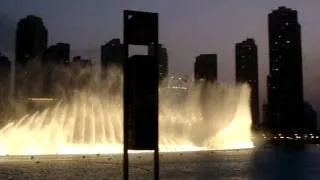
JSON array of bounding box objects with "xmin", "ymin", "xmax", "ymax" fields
[{"xmin": 1, "ymin": 1, "xmax": 320, "ymax": 122}]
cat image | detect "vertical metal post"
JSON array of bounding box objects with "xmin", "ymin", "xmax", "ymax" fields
[
  {"xmin": 123, "ymin": 10, "xmax": 129, "ymax": 180},
  {"xmin": 153, "ymin": 30, "xmax": 159, "ymax": 180}
]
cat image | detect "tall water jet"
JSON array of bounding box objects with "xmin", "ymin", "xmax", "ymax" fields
[{"xmin": 0, "ymin": 66, "xmax": 253, "ymax": 155}]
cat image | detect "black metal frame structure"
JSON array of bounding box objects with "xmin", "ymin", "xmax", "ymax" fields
[{"xmin": 123, "ymin": 10, "xmax": 159, "ymax": 180}]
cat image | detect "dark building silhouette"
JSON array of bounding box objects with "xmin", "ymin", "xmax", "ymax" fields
[
  {"xmin": 235, "ymin": 38, "xmax": 259, "ymax": 131},
  {"xmin": 101, "ymin": 39, "xmax": 124, "ymax": 69},
  {"xmin": 0, "ymin": 53, "xmax": 11, "ymax": 118},
  {"xmin": 15, "ymin": 15, "xmax": 48, "ymax": 97},
  {"xmin": 43, "ymin": 43, "xmax": 70, "ymax": 65},
  {"xmin": 70, "ymin": 56, "xmax": 92, "ymax": 90},
  {"xmin": 303, "ymin": 102, "xmax": 317, "ymax": 132},
  {"xmin": 72, "ymin": 56, "xmax": 82, "ymax": 63},
  {"xmin": 262, "ymin": 103, "xmax": 269, "ymax": 129},
  {"xmin": 72, "ymin": 56, "xmax": 92, "ymax": 68},
  {"xmin": 42, "ymin": 43, "xmax": 70, "ymax": 97},
  {"xmin": 15, "ymin": 15, "xmax": 48, "ymax": 65},
  {"xmin": 0, "ymin": 53, "xmax": 11, "ymax": 96},
  {"xmin": 194, "ymin": 54, "xmax": 217, "ymax": 83},
  {"xmin": 148, "ymin": 44, "xmax": 168, "ymax": 80},
  {"xmin": 265, "ymin": 7, "xmax": 304, "ymax": 132}
]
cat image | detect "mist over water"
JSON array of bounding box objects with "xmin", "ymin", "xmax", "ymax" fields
[{"xmin": 0, "ymin": 66, "xmax": 253, "ymax": 155}]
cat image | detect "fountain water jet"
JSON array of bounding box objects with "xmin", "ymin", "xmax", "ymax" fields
[{"xmin": 0, "ymin": 67, "xmax": 253, "ymax": 155}]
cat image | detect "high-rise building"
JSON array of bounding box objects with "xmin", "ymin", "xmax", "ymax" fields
[
  {"xmin": 0, "ymin": 53, "xmax": 12, "ymax": 117},
  {"xmin": 266, "ymin": 7, "xmax": 304, "ymax": 132},
  {"xmin": 0, "ymin": 53, "xmax": 11, "ymax": 97},
  {"xmin": 235, "ymin": 38, "xmax": 259, "ymax": 131},
  {"xmin": 148, "ymin": 44, "xmax": 168, "ymax": 80},
  {"xmin": 42, "ymin": 43, "xmax": 70, "ymax": 97},
  {"xmin": 71, "ymin": 56, "xmax": 92, "ymax": 89},
  {"xmin": 15, "ymin": 15, "xmax": 48, "ymax": 97},
  {"xmin": 303, "ymin": 102, "xmax": 317, "ymax": 132},
  {"xmin": 43, "ymin": 43, "xmax": 70, "ymax": 65},
  {"xmin": 15, "ymin": 15, "xmax": 48, "ymax": 65},
  {"xmin": 101, "ymin": 39, "xmax": 124, "ymax": 69},
  {"xmin": 194, "ymin": 54, "xmax": 217, "ymax": 83}
]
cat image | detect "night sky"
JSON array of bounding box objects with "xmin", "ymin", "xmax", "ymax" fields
[{"xmin": 1, "ymin": 0, "xmax": 320, "ymax": 119}]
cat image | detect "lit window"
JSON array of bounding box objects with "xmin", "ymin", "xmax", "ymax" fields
[
  {"xmin": 274, "ymin": 41, "xmax": 278, "ymax": 45},
  {"xmin": 285, "ymin": 22, "xmax": 289, "ymax": 26},
  {"xmin": 286, "ymin": 40, "xmax": 291, "ymax": 44},
  {"xmin": 278, "ymin": 35, "xmax": 282, "ymax": 38}
]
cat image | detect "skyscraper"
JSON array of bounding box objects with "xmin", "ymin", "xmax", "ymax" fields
[
  {"xmin": 303, "ymin": 102, "xmax": 317, "ymax": 132},
  {"xmin": 43, "ymin": 43, "xmax": 70, "ymax": 65},
  {"xmin": 15, "ymin": 15, "xmax": 48, "ymax": 97},
  {"xmin": 0, "ymin": 53, "xmax": 11, "ymax": 97},
  {"xmin": 42, "ymin": 43, "xmax": 70, "ymax": 97},
  {"xmin": 194, "ymin": 54, "xmax": 217, "ymax": 83},
  {"xmin": 148, "ymin": 44, "xmax": 168, "ymax": 80},
  {"xmin": 15, "ymin": 15, "xmax": 48, "ymax": 65},
  {"xmin": 266, "ymin": 7, "xmax": 304, "ymax": 132},
  {"xmin": 101, "ymin": 39, "xmax": 124, "ymax": 69},
  {"xmin": 235, "ymin": 38, "xmax": 259, "ymax": 131},
  {"xmin": 0, "ymin": 53, "xmax": 11, "ymax": 117}
]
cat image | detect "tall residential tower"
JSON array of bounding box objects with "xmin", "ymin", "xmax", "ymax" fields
[
  {"xmin": 235, "ymin": 38, "xmax": 259, "ymax": 131},
  {"xmin": 194, "ymin": 54, "xmax": 217, "ymax": 83},
  {"xmin": 265, "ymin": 7, "xmax": 304, "ymax": 132}
]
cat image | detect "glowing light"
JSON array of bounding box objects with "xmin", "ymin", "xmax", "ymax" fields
[
  {"xmin": 28, "ymin": 98, "xmax": 56, "ymax": 101},
  {"xmin": 0, "ymin": 69, "xmax": 253, "ymax": 156}
]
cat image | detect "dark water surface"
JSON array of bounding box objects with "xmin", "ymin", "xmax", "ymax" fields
[{"xmin": 1, "ymin": 146, "xmax": 320, "ymax": 179}]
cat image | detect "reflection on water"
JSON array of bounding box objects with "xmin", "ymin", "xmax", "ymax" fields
[{"xmin": 251, "ymin": 146, "xmax": 311, "ymax": 180}]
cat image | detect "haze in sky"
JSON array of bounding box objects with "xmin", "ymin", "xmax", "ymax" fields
[{"xmin": 1, "ymin": 0, "xmax": 320, "ymax": 120}]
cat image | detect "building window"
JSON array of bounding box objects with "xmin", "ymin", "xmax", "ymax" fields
[
  {"xmin": 274, "ymin": 41, "xmax": 278, "ymax": 45},
  {"xmin": 286, "ymin": 40, "xmax": 291, "ymax": 44},
  {"xmin": 285, "ymin": 22, "xmax": 289, "ymax": 26}
]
